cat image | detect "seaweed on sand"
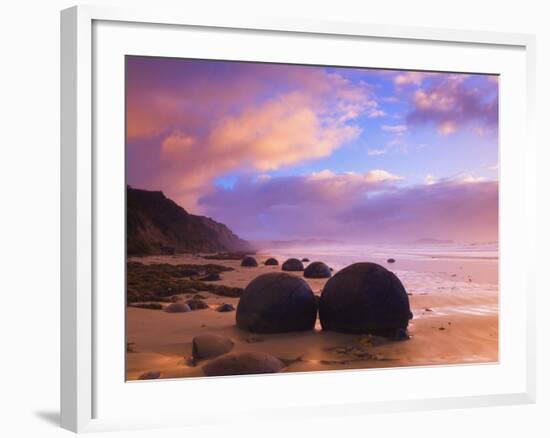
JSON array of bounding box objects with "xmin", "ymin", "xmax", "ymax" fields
[{"xmin": 127, "ymin": 261, "xmax": 243, "ymax": 303}]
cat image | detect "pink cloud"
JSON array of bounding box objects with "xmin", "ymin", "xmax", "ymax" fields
[
  {"xmin": 198, "ymin": 172, "xmax": 497, "ymax": 243},
  {"xmin": 407, "ymin": 74, "xmax": 498, "ymax": 135},
  {"xmin": 394, "ymin": 71, "xmax": 428, "ymax": 86},
  {"xmin": 126, "ymin": 59, "xmax": 381, "ymax": 210}
]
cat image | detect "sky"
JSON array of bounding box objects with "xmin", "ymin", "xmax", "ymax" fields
[{"xmin": 126, "ymin": 56, "xmax": 499, "ymax": 243}]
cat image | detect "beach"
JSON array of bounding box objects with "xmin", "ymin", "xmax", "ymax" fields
[{"xmin": 126, "ymin": 244, "xmax": 498, "ymax": 380}]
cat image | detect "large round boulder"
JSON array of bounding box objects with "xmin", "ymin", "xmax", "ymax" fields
[
  {"xmin": 319, "ymin": 262, "xmax": 412, "ymax": 337},
  {"xmin": 264, "ymin": 257, "xmax": 279, "ymax": 266},
  {"xmin": 202, "ymin": 352, "xmax": 285, "ymax": 376},
  {"xmin": 236, "ymin": 272, "xmax": 317, "ymax": 333},
  {"xmin": 304, "ymin": 261, "xmax": 332, "ymax": 279},
  {"xmin": 241, "ymin": 256, "xmax": 258, "ymax": 267},
  {"xmin": 281, "ymin": 258, "xmax": 304, "ymax": 271}
]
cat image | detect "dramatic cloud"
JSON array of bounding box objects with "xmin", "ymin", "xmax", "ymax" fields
[
  {"xmin": 407, "ymin": 74, "xmax": 498, "ymax": 135},
  {"xmin": 339, "ymin": 178, "xmax": 498, "ymax": 242},
  {"xmin": 126, "ymin": 58, "xmax": 383, "ymax": 209},
  {"xmin": 126, "ymin": 58, "xmax": 498, "ymax": 244},
  {"xmin": 199, "ymin": 172, "xmax": 497, "ymax": 243}
]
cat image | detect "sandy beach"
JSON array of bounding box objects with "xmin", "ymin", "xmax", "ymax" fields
[{"xmin": 126, "ymin": 248, "xmax": 498, "ymax": 380}]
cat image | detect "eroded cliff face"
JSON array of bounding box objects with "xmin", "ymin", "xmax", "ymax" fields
[{"xmin": 127, "ymin": 186, "xmax": 250, "ymax": 255}]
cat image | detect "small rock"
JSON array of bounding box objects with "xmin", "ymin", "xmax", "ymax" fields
[
  {"xmin": 198, "ymin": 272, "xmax": 221, "ymax": 282},
  {"xmin": 131, "ymin": 303, "xmax": 163, "ymax": 310},
  {"xmin": 387, "ymin": 258, "xmax": 396, "ymax": 263},
  {"xmin": 192, "ymin": 334, "xmax": 234, "ymax": 360},
  {"xmin": 216, "ymin": 303, "xmax": 235, "ymax": 312},
  {"xmin": 170, "ymin": 295, "xmax": 181, "ymax": 302},
  {"xmin": 301, "ymin": 258, "xmax": 310, "ymax": 262},
  {"xmin": 185, "ymin": 299, "xmax": 209, "ymax": 310},
  {"xmin": 264, "ymin": 258, "xmax": 279, "ymax": 266},
  {"xmin": 241, "ymin": 256, "xmax": 258, "ymax": 267},
  {"xmin": 438, "ymin": 327, "xmax": 446, "ymax": 331},
  {"xmin": 193, "ymin": 293, "xmax": 207, "ymax": 300},
  {"xmin": 163, "ymin": 302, "xmax": 192, "ymax": 313},
  {"xmin": 179, "ymin": 269, "xmax": 200, "ymax": 277},
  {"xmin": 424, "ymin": 308, "xmax": 433, "ymax": 312},
  {"xmin": 202, "ymin": 352, "xmax": 285, "ymax": 376},
  {"xmin": 138, "ymin": 371, "xmax": 161, "ymax": 380}
]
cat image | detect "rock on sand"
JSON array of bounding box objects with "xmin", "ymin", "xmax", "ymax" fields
[
  {"xmin": 202, "ymin": 352, "xmax": 285, "ymax": 376},
  {"xmin": 192, "ymin": 334, "xmax": 234, "ymax": 360},
  {"xmin": 319, "ymin": 262, "xmax": 412, "ymax": 337},
  {"xmin": 304, "ymin": 261, "xmax": 332, "ymax": 278},
  {"xmin": 281, "ymin": 258, "xmax": 304, "ymax": 271},
  {"xmin": 264, "ymin": 257, "xmax": 279, "ymax": 266},
  {"xmin": 198, "ymin": 272, "xmax": 221, "ymax": 281},
  {"xmin": 185, "ymin": 298, "xmax": 209, "ymax": 310},
  {"xmin": 241, "ymin": 256, "xmax": 258, "ymax": 267},
  {"xmin": 138, "ymin": 371, "xmax": 161, "ymax": 380},
  {"xmin": 216, "ymin": 303, "xmax": 235, "ymax": 312},
  {"xmin": 236, "ymin": 272, "xmax": 317, "ymax": 333},
  {"xmin": 163, "ymin": 302, "xmax": 192, "ymax": 313}
]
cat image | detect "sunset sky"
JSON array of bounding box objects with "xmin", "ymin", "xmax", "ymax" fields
[{"xmin": 126, "ymin": 56, "xmax": 499, "ymax": 243}]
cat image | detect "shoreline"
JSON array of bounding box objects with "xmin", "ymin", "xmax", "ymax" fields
[{"xmin": 126, "ymin": 252, "xmax": 498, "ymax": 380}]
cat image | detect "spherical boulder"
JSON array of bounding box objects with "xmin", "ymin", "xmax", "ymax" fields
[
  {"xmin": 281, "ymin": 258, "xmax": 304, "ymax": 271},
  {"xmin": 241, "ymin": 256, "xmax": 258, "ymax": 267},
  {"xmin": 319, "ymin": 262, "xmax": 412, "ymax": 337},
  {"xmin": 236, "ymin": 272, "xmax": 317, "ymax": 333},
  {"xmin": 264, "ymin": 257, "xmax": 279, "ymax": 266},
  {"xmin": 304, "ymin": 261, "xmax": 332, "ymax": 279},
  {"xmin": 163, "ymin": 302, "xmax": 192, "ymax": 313},
  {"xmin": 202, "ymin": 352, "xmax": 285, "ymax": 376}
]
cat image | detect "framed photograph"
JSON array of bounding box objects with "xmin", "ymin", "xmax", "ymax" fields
[{"xmin": 61, "ymin": 5, "xmax": 536, "ymax": 433}]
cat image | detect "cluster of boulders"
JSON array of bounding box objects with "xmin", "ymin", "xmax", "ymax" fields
[
  {"xmin": 235, "ymin": 262, "xmax": 412, "ymax": 338},
  {"xmin": 244, "ymin": 256, "xmax": 333, "ymax": 280},
  {"xmin": 141, "ymin": 260, "xmax": 411, "ymax": 379},
  {"xmin": 193, "ymin": 334, "xmax": 285, "ymax": 377}
]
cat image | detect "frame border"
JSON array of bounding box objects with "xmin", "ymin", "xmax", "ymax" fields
[{"xmin": 60, "ymin": 4, "xmax": 536, "ymax": 433}]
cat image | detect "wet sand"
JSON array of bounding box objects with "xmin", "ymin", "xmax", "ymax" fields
[{"xmin": 126, "ymin": 253, "xmax": 498, "ymax": 380}]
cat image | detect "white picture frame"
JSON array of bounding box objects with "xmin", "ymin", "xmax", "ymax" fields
[{"xmin": 60, "ymin": 4, "xmax": 537, "ymax": 433}]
